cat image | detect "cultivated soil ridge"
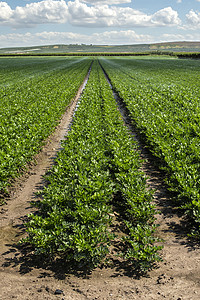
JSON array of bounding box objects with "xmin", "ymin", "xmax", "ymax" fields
[{"xmin": 0, "ymin": 66, "xmax": 200, "ymax": 300}]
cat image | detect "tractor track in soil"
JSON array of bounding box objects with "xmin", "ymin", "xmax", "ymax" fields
[{"xmin": 0, "ymin": 63, "xmax": 200, "ymax": 300}]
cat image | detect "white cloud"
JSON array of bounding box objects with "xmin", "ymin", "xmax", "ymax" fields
[
  {"xmin": 92, "ymin": 30, "xmax": 153, "ymax": 43},
  {"xmin": 1, "ymin": 30, "xmax": 199, "ymax": 48},
  {"xmin": 67, "ymin": 1, "xmax": 119, "ymax": 27},
  {"xmin": 80, "ymin": 0, "xmax": 131, "ymax": 4},
  {"xmin": 151, "ymin": 7, "xmax": 181, "ymax": 26},
  {"xmin": 0, "ymin": 0, "xmax": 69, "ymax": 27},
  {"xmin": 162, "ymin": 33, "xmax": 184, "ymax": 41},
  {"xmin": 68, "ymin": 1, "xmax": 180, "ymax": 28},
  {"xmin": 162, "ymin": 32, "xmax": 200, "ymax": 41},
  {"xmin": 186, "ymin": 10, "xmax": 200, "ymax": 28},
  {"xmin": 0, "ymin": 0, "xmax": 181, "ymax": 28},
  {"xmin": 0, "ymin": 2, "xmax": 13, "ymax": 22},
  {"xmin": 0, "ymin": 30, "xmax": 153, "ymax": 48}
]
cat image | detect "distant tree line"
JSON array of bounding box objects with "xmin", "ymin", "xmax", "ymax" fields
[
  {"xmin": 175, "ymin": 52, "xmax": 200, "ymax": 59},
  {"xmin": 0, "ymin": 51, "xmax": 199, "ymax": 58},
  {"xmin": 0, "ymin": 52, "xmax": 150, "ymax": 57}
]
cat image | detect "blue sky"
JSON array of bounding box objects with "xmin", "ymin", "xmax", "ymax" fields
[{"xmin": 0, "ymin": 0, "xmax": 200, "ymax": 48}]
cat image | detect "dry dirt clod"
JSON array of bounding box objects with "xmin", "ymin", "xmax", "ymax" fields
[{"xmin": 54, "ymin": 289, "xmax": 64, "ymax": 295}]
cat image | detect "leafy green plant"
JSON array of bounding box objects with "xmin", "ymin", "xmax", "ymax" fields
[
  {"xmin": 0, "ymin": 57, "xmax": 92, "ymax": 195},
  {"xmin": 23, "ymin": 59, "xmax": 161, "ymax": 272},
  {"xmin": 100, "ymin": 56, "xmax": 200, "ymax": 236}
]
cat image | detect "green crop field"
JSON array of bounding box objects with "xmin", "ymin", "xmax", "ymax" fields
[
  {"xmin": 100, "ymin": 56, "xmax": 200, "ymax": 237},
  {"xmin": 0, "ymin": 57, "xmax": 92, "ymax": 195},
  {"xmin": 1, "ymin": 55, "xmax": 200, "ymax": 272}
]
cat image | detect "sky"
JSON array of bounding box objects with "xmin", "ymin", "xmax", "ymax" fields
[{"xmin": 0, "ymin": 0, "xmax": 200, "ymax": 48}]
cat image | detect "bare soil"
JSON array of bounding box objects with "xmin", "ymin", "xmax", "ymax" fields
[{"xmin": 1, "ymin": 72, "xmax": 200, "ymax": 300}]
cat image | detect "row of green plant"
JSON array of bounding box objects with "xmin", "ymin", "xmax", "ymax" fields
[
  {"xmin": 0, "ymin": 56, "xmax": 87, "ymax": 87},
  {"xmin": 23, "ymin": 60, "xmax": 161, "ymax": 272},
  {"xmin": 100, "ymin": 57, "xmax": 200, "ymax": 236},
  {"xmin": 24, "ymin": 61, "xmax": 114, "ymax": 269},
  {"xmin": 0, "ymin": 58, "xmax": 92, "ymax": 198},
  {"xmin": 98, "ymin": 62, "xmax": 162, "ymax": 270},
  {"xmin": 99, "ymin": 56, "xmax": 200, "ymax": 90}
]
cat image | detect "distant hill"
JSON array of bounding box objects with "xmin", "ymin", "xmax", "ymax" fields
[
  {"xmin": 0, "ymin": 41, "xmax": 200, "ymax": 54},
  {"xmin": 149, "ymin": 41, "xmax": 200, "ymax": 52}
]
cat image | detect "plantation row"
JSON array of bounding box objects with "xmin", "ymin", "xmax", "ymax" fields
[
  {"xmin": 100, "ymin": 56, "xmax": 200, "ymax": 89},
  {"xmin": 0, "ymin": 56, "xmax": 87, "ymax": 87},
  {"xmin": 0, "ymin": 57, "xmax": 92, "ymax": 197},
  {"xmin": 100, "ymin": 57, "xmax": 200, "ymax": 236},
  {"xmin": 24, "ymin": 60, "xmax": 161, "ymax": 271}
]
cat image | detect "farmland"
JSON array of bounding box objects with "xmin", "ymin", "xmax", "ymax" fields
[
  {"xmin": 100, "ymin": 56, "xmax": 200, "ymax": 236},
  {"xmin": 23, "ymin": 60, "xmax": 161, "ymax": 272},
  {"xmin": 0, "ymin": 57, "xmax": 92, "ymax": 197},
  {"xmin": 1, "ymin": 55, "xmax": 200, "ymax": 299}
]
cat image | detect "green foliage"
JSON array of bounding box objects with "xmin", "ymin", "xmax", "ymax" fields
[
  {"xmin": 122, "ymin": 222, "xmax": 162, "ymax": 272},
  {"xmin": 98, "ymin": 62, "xmax": 162, "ymax": 271},
  {"xmin": 0, "ymin": 57, "xmax": 92, "ymax": 195},
  {"xmin": 23, "ymin": 60, "xmax": 161, "ymax": 272},
  {"xmin": 100, "ymin": 56, "xmax": 200, "ymax": 235},
  {"xmin": 24, "ymin": 61, "xmax": 114, "ymax": 268}
]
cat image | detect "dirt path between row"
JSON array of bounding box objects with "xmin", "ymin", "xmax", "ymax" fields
[{"xmin": 1, "ymin": 67, "xmax": 200, "ymax": 300}]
